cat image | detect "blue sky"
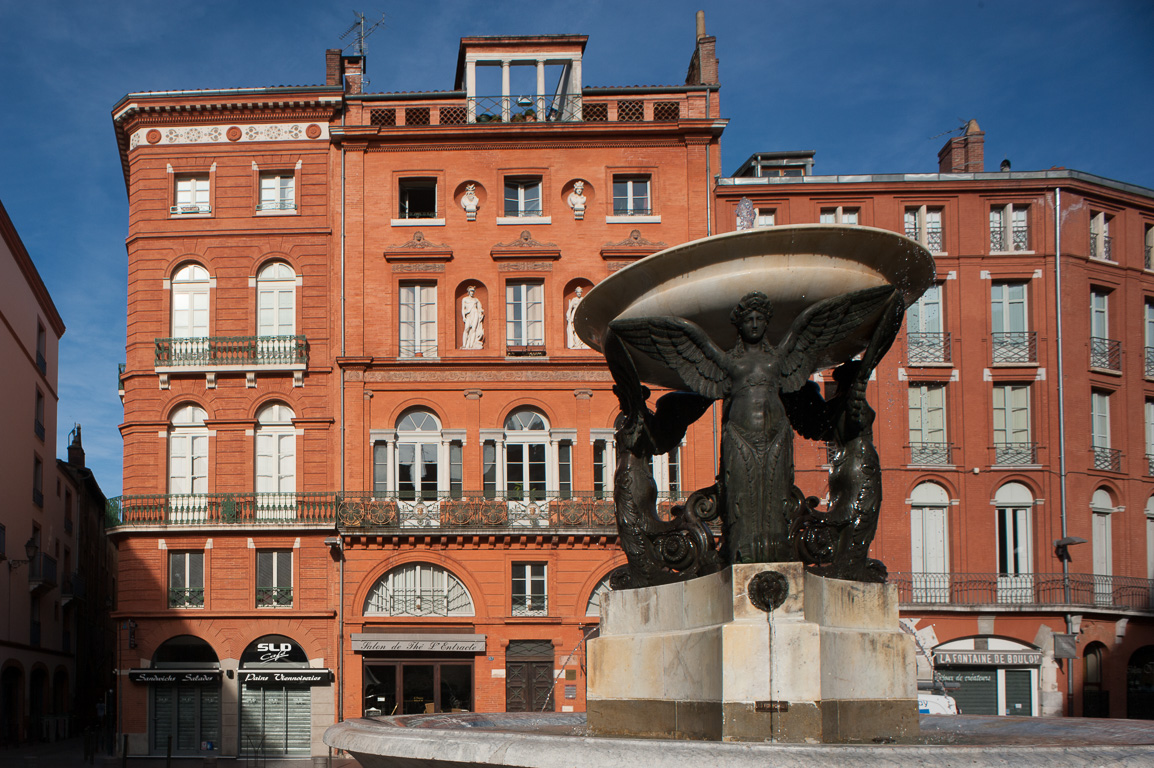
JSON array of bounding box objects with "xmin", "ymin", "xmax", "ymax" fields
[{"xmin": 2, "ymin": 0, "xmax": 1152, "ymax": 496}]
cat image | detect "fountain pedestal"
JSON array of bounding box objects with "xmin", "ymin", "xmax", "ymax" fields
[{"xmin": 587, "ymin": 563, "xmax": 918, "ymax": 743}]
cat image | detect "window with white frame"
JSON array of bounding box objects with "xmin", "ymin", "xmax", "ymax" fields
[
  {"xmin": 1146, "ymin": 497, "xmax": 1154, "ymax": 581},
  {"xmin": 505, "ymin": 409, "xmax": 548, "ymax": 501},
  {"xmin": 1090, "ymin": 211, "xmax": 1113, "ymax": 261},
  {"xmin": 396, "ymin": 410, "xmax": 441, "ymax": 501},
  {"xmin": 257, "ymin": 262, "xmax": 296, "ymax": 338},
  {"xmin": 612, "ymin": 175, "xmax": 651, "ymax": 215},
  {"xmin": 584, "ymin": 573, "xmax": 613, "ymax": 617},
  {"xmin": 1145, "ymin": 301, "xmax": 1154, "ymax": 378},
  {"xmin": 819, "ymin": 206, "xmax": 859, "ymax": 225},
  {"xmin": 910, "ymin": 482, "xmax": 950, "ymax": 602},
  {"xmin": 993, "ymin": 385, "xmax": 1032, "ymax": 465},
  {"xmin": 754, "ymin": 208, "xmax": 775, "ymax": 227},
  {"xmin": 1091, "ymin": 489, "xmax": 1114, "ymax": 583},
  {"xmin": 904, "ymin": 206, "xmax": 943, "ymax": 252},
  {"xmin": 399, "ymin": 283, "xmax": 438, "ymax": 357},
  {"xmin": 990, "ymin": 204, "xmax": 1029, "ymax": 251},
  {"xmin": 171, "ymin": 264, "xmax": 210, "ymax": 339},
  {"xmin": 907, "ymin": 284, "xmax": 947, "ymax": 364},
  {"xmin": 173, "ymin": 175, "xmax": 210, "ymax": 215},
  {"xmin": 1090, "ymin": 289, "xmax": 1117, "ymax": 370},
  {"xmin": 991, "ymin": 282, "xmax": 1031, "ymax": 363},
  {"xmin": 256, "ymin": 550, "xmax": 292, "ymax": 607},
  {"xmin": 168, "ymin": 404, "xmax": 208, "ymax": 501},
  {"xmin": 169, "ymin": 550, "xmax": 205, "ymax": 608},
  {"xmin": 398, "ymin": 178, "xmax": 437, "ymax": 219},
  {"xmin": 1146, "ymin": 401, "xmax": 1154, "ymax": 476},
  {"xmin": 908, "ymin": 384, "xmax": 948, "ymax": 464},
  {"xmin": 258, "ymin": 172, "xmax": 295, "ymax": 212},
  {"xmin": 1091, "ymin": 390, "xmax": 1116, "ymax": 471},
  {"xmin": 504, "ymin": 177, "xmax": 542, "ymax": 217},
  {"xmin": 506, "ymin": 282, "xmax": 544, "ymax": 349},
  {"xmin": 511, "ymin": 562, "xmax": 547, "ymax": 616},
  {"xmin": 255, "ymin": 402, "xmax": 296, "ymax": 500},
  {"xmin": 995, "ymin": 483, "xmax": 1033, "ymax": 577},
  {"xmin": 364, "ymin": 562, "xmax": 475, "ymax": 617}
]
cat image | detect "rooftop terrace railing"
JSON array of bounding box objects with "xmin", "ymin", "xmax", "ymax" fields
[{"xmin": 367, "ymin": 94, "xmax": 687, "ymax": 128}]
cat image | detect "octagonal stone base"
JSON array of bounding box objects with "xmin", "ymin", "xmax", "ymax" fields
[{"xmin": 586, "ymin": 563, "xmax": 918, "ymax": 743}]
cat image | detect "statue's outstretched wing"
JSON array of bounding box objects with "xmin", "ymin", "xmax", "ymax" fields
[
  {"xmin": 778, "ymin": 285, "xmax": 895, "ymax": 393},
  {"xmin": 857, "ymin": 288, "xmax": 905, "ymax": 378},
  {"xmin": 609, "ymin": 317, "xmax": 730, "ymax": 400}
]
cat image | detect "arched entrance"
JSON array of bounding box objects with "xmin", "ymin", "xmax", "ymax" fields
[
  {"xmin": 1083, "ymin": 641, "xmax": 1109, "ymax": 717},
  {"xmin": 239, "ymin": 634, "xmax": 330, "ymax": 758},
  {"xmin": 29, "ymin": 666, "xmax": 48, "ymax": 741},
  {"xmin": 1127, "ymin": 646, "xmax": 1154, "ymax": 719},
  {"xmin": 51, "ymin": 667, "xmax": 70, "ymax": 740},
  {"xmin": 1, "ymin": 665, "xmax": 24, "ymax": 745},
  {"xmin": 135, "ymin": 636, "xmax": 221, "ymax": 757}
]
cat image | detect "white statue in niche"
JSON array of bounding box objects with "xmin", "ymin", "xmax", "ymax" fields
[
  {"xmin": 566, "ymin": 286, "xmax": 588, "ymax": 349},
  {"xmin": 461, "ymin": 184, "xmax": 479, "ymax": 221},
  {"xmin": 567, "ymin": 180, "xmax": 587, "ymax": 220},
  {"xmin": 461, "ymin": 285, "xmax": 484, "ymax": 349}
]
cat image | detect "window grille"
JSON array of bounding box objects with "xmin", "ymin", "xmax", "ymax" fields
[
  {"xmin": 653, "ymin": 101, "xmax": 680, "ymax": 121},
  {"xmin": 370, "ymin": 108, "xmax": 396, "ymax": 126},
  {"xmin": 440, "ymin": 106, "xmax": 466, "ymax": 125},
  {"xmin": 617, "ymin": 100, "xmax": 643, "ymax": 122},
  {"xmin": 584, "ymin": 103, "xmax": 608, "ymax": 122},
  {"xmin": 405, "ymin": 107, "xmax": 430, "ymax": 126}
]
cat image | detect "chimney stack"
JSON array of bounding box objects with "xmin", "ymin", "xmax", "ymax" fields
[
  {"xmin": 685, "ymin": 11, "xmax": 719, "ymax": 86},
  {"xmin": 325, "ymin": 49, "xmax": 364, "ymax": 94},
  {"xmin": 937, "ymin": 119, "xmax": 985, "ymax": 173},
  {"xmin": 325, "ymin": 49, "xmax": 342, "ymax": 87},
  {"xmin": 67, "ymin": 424, "xmax": 85, "ymax": 469}
]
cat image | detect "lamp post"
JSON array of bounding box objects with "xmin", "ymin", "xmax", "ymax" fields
[
  {"xmin": 6, "ymin": 538, "xmax": 40, "ymax": 639},
  {"xmin": 1054, "ymin": 536, "xmax": 1087, "ymax": 717}
]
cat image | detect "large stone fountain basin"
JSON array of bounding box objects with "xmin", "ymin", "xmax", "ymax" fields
[{"xmin": 575, "ymin": 225, "xmax": 934, "ymax": 392}]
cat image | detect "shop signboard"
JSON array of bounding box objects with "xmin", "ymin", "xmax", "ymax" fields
[
  {"xmin": 128, "ymin": 669, "xmax": 221, "ymax": 684},
  {"xmin": 933, "ymin": 650, "xmax": 1042, "ymax": 666},
  {"xmin": 240, "ymin": 670, "xmax": 332, "ymax": 687},
  {"xmin": 352, "ymin": 633, "xmax": 486, "ymax": 653}
]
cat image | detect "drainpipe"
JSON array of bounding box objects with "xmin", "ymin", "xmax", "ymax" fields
[
  {"xmin": 1054, "ymin": 187, "xmax": 1074, "ymax": 714},
  {"xmin": 338, "ymin": 100, "xmax": 348, "ymax": 725}
]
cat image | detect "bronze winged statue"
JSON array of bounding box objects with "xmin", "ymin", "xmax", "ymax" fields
[{"xmin": 609, "ymin": 285, "xmax": 895, "ymax": 565}]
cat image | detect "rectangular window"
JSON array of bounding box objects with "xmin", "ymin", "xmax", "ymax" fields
[
  {"xmin": 32, "ymin": 455, "xmax": 43, "ymax": 507},
  {"xmin": 257, "ymin": 172, "xmax": 295, "ymax": 212},
  {"xmin": 373, "ymin": 442, "xmax": 388, "ymax": 497},
  {"xmin": 449, "ymin": 441, "xmax": 463, "ymax": 499},
  {"xmin": 1091, "ymin": 391, "xmax": 1110, "ymax": 450},
  {"xmin": 398, "ymin": 178, "xmax": 437, "ymax": 219},
  {"xmin": 612, "ymin": 175, "xmax": 651, "ymax": 215},
  {"xmin": 905, "ymin": 206, "xmax": 943, "ymax": 251},
  {"xmin": 169, "ymin": 551, "xmax": 205, "ymax": 608},
  {"xmin": 256, "ymin": 550, "xmax": 292, "ymax": 607},
  {"xmin": 754, "ymin": 208, "xmax": 775, "ymax": 227},
  {"xmin": 504, "ymin": 177, "xmax": 542, "ymax": 217},
  {"xmin": 506, "ymin": 282, "xmax": 544, "ymax": 349},
  {"xmin": 1090, "ymin": 289, "xmax": 1119, "ymax": 370},
  {"xmin": 906, "ymin": 284, "xmax": 948, "ymax": 364},
  {"xmin": 593, "ymin": 441, "xmax": 606, "ymax": 499},
  {"xmin": 1146, "ymin": 401, "xmax": 1154, "ymax": 476},
  {"xmin": 64, "ymin": 489, "xmax": 73, "ymax": 533},
  {"xmin": 399, "ymin": 283, "xmax": 438, "ymax": 357},
  {"xmin": 557, "ymin": 440, "xmax": 572, "ymax": 500},
  {"xmin": 990, "ymin": 204, "xmax": 1029, "ymax": 251},
  {"xmin": 991, "ymin": 282, "xmax": 1033, "ymax": 363},
  {"xmin": 34, "ymin": 389, "xmax": 45, "ymax": 441},
  {"xmin": 993, "ymin": 385, "xmax": 1033, "ymax": 464},
  {"xmin": 668, "ymin": 446, "xmax": 681, "ymax": 499},
  {"xmin": 483, "ymin": 441, "xmax": 497, "ymax": 499},
  {"xmin": 908, "ymin": 385, "xmax": 948, "ymax": 464},
  {"xmin": 1090, "ymin": 211, "xmax": 1113, "ymax": 261},
  {"xmin": 36, "ymin": 322, "xmax": 46, "ymax": 374},
  {"xmin": 820, "ymin": 206, "xmax": 858, "ymax": 225},
  {"xmin": 511, "ymin": 563, "xmax": 547, "ymax": 616},
  {"xmin": 172, "ymin": 175, "xmax": 210, "ymax": 214}
]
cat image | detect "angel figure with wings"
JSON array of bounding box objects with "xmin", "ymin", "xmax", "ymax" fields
[{"xmin": 610, "ymin": 285, "xmax": 894, "ymax": 565}]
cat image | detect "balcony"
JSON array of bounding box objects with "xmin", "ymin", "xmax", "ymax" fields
[
  {"xmin": 256, "ymin": 586, "xmax": 293, "ymax": 608},
  {"xmin": 154, "ymin": 334, "xmax": 308, "ymax": 386},
  {"xmin": 1147, "ymin": 453, "xmax": 1154, "ymax": 477},
  {"xmin": 338, "ymin": 492, "xmax": 620, "ymax": 533},
  {"xmin": 61, "ymin": 572, "xmax": 84, "ymax": 605},
  {"xmin": 107, "ymin": 492, "xmax": 339, "ymax": 528},
  {"xmin": 170, "ymin": 203, "xmax": 212, "ymax": 215},
  {"xmin": 926, "ymin": 228, "xmax": 943, "ymax": 252},
  {"xmin": 990, "ymin": 225, "xmax": 1029, "ymax": 252},
  {"xmin": 511, "ymin": 595, "xmax": 548, "ymax": 617},
  {"xmin": 906, "ymin": 332, "xmax": 951, "ymax": 365},
  {"xmin": 890, "ymin": 572, "xmax": 1154, "ymax": 612},
  {"xmin": 909, "ymin": 442, "xmax": 953, "ymax": 465},
  {"xmin": 993, "ymin": 442, "xmax": 1037, "ymax": 466},
  {"xmin": 1146, "ymin": 347, "xmax": 1154, "ymax": 378},
  {"xmin": 1089, "ymin": 337, "xmax": 1121, "ymax": 371},
  {"xmin": 255, "ymin": 200, "xmax": 296, "ymax": 213},
  {"xmin": 1090, "ymin": 234, "xmax": 1113, "ymax": 261},
  {"xmin": 1093, "ymin": 446, "xmax": 1122, "ymax": 472},
  {"xmin": 991, "ymin": 332, "xmax": 1037, "ymax": 364},
  {"xmin": 168, "ymin": 587, "xmax": 205, "ymax": 608},
  {"xmin": 28, "ymin": 553, "xmax": 57, "ymax": 596}
]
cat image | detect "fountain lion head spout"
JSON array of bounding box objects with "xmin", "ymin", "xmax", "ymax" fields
[{"xmin": 574, "ymin": 224, "xmax": 934, "ymax": 586}]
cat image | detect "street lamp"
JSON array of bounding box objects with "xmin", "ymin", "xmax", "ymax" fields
[{"xmin": 7, "ymin": 538, "xmax": 39, "ymax": 570}]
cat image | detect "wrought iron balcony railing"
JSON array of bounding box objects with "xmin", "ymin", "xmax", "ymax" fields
[
  {"xmin": 993, "ymin": 442, "xmax": 1037, "ymax": 465},
  {"xmin": 992, "ymin": 224, "xmax": 1030, "ymax": 252},
  {"xmin": 1146, "ymin": 347, "xmax": 1154, "ymax": 378},
  {"xmin": 255, "ymin": 200, "xmax": 297, "ymax": 212},
  {"xmin": 889, "ymin": 572, "xmax": 1154, "ymax": 611},
  {"xmin": 991, "ymin": 332, "xmax": 1037, "ymax": 364},
  {"xmin": 926, "ymin": 228, "xmax": 943, "ymax": 252},
  {"xmin": 1147, "ymin": 245, "xmax": 1152, "ymax": 271},
  {"xmin": 1090, "ymin": 234, "xmax": 1113, "ymax": 261},
  {"xmin": 107, "ymin": 492, "xmax": 339, "ymax": 527},
  {"xmin": 370, "ymin": 590, "xmax": 465, "ymax": 617},
  {"xmin": 909, "ymin": 442, "xmax": 953, "ymax": 465},
  {"xmin": 169, "ymin": 587, "xmax": 205, "ymax": 608},
  {"xmin": 611, "ymin": 207, "xmax": 654, "ymax": 216},
  {"xmin": 1011, "ymin": 225, "xmax": 1029, "ymax": 251},
  {"xmin": 511, "ymin": 596, "xmax": 548, "ymax": 617},
  {"xmin": 1089, "ymin": 337, "xmax": 1121, "ymax": 371},
  {"xmin": 155, "ymin": 334, "xmax": 307, "ymax": 368},
  {"xmin": 29, "ymin": 553, "xmax": 57, "ymax": 589},
  {"xmin": 256, "ymin": 586, "xmax": 293, "ymax": 608},
  {"xmin": 1093, "ymin": 446, "xmax": 1122, "ymax": 472},
  {"xmin": 906, "ymin": 332, "xmax": 951, "ymax": 365},
  {"xmin": 170, "ymin": 203, "xmax": 212, "ymax": 215},
  {"xmin": 398, "ymin": 341, "xmax": 438, "ymax": 358},
  {"xmin": 989, "ymin": 224, "xmax": 1005, "ymax": 253},
  {"xmin": 1147, "ymin": 453, "xmax": 1154, "ymax": 477},
  {"xmin": 469, "ymin": 94, "xmax": 582, "ymax": 124}
]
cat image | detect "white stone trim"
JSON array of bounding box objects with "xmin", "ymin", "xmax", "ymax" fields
[{"xmin": 129, "ymin": 122, "xmax": 327, "ymax": 149}]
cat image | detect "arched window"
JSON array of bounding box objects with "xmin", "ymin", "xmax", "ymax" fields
[
  {"xmin": 1091, "ymin": 490, "xmax": 1114, "ymax": 602},
  {"xmin": 168, "ymin": 405, "xmax": 208, "ymax": 517},
  {"xmin": 171, "ymin": 264, "xmax": 209, "ymax": 339},
  {"xmin": 504, "ymin": 409, "xmax": 548, "ymax": 502},
  {"xmin": 994, "ymin": 482, "xmax": 1033, "ymax": 603},
  {"xmin": 255, "ymin": 403, "xmax": 296, "ymax": 517},
  {"xmin": 1146, "ymin": 497, "xmax": 1154, "ymax": 582},
  {"xmin": 364, "ymin": 563, "xmax": 474, "ymax": 617},
  {"xmin": 256, "ymin": 262, "xmax": 296, "ymax": 338},
  {"xmin": 585, "ymin": 573, "xmax": 613, "ymax": 617},
  {"xmin": 910, "ymin": 482, "xmax": 949, "ymax": 602},
  {"xmin": 396, "ymin": 410, "xmax": 441, "ymax": 501}
]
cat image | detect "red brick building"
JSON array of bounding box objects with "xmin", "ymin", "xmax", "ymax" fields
[
  {"xmin": 109, "ymin": 28, "xmax": 723, "ymax": 759},
  {"xmin": 715, "ymin": 123, "xmax": 1154, "ymax": 719}
]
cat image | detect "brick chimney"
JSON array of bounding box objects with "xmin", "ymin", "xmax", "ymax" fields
[
  {"xmin": 325, "ymin": 49, "xmax": 342, "ymax": 86},
  {"xmin": 938, "ymin": 119, "xmax": 985, "ymax": 173},
  {"xmin": 325, "ymin": 49, "xmax": 364, "ymax": 94},
  {"xmin": 67, "ymin": 424, "xmax": 85, "ymax": 469},
  {"xmin": 685, "ymin": 10, "xmax": 719, "ymax": 86}
]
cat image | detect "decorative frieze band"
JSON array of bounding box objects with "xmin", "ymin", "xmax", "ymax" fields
[
  {"xmin": 129, "ymin": 122, "xmax": 328, "ymax": 150},
  {"xmin": 365, "ymin": 370, "xmax": 612, "ymax": 383}
]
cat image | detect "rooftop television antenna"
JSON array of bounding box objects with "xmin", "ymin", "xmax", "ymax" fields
[{"xmin": 340, "ymin": 11, "xmax": 387, "ymax": 88}]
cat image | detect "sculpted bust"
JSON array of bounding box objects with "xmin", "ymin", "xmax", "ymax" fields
[
  {"xmin": 567, "ymin": 181, "xmax": 586, "ymax": 219},
  {"xmin": 461, "ymin": 184, "xmax": 479, "ymax": 220}
]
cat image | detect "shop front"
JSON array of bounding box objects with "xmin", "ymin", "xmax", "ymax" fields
[
  {"xmin": 130, "ymin": 636, "xmax": 221, "ymax": 757},
  {"xmin": 933, "ymin": 638, "xmax": 1043, "ymax": 716},
  {"xmin": 238, "ymin": 634, "xmax": 331, "ymax": 758},
  {"xmin": 353, "ymin": 633, "xmax": 484, "ymax": 716}
]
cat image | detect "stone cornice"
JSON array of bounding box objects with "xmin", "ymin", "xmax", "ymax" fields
[{"xmin": 384, "ymin": 231, "xmax": 453, "ymax": 261}]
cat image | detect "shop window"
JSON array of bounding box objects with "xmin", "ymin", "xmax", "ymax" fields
[
  {"xmin": 363, "ymin": 662, "xmax": 472, "ymax": 716},
  {"xmin": 256, "ymin": 550, "xmax": 292, "ymax": 608}
]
